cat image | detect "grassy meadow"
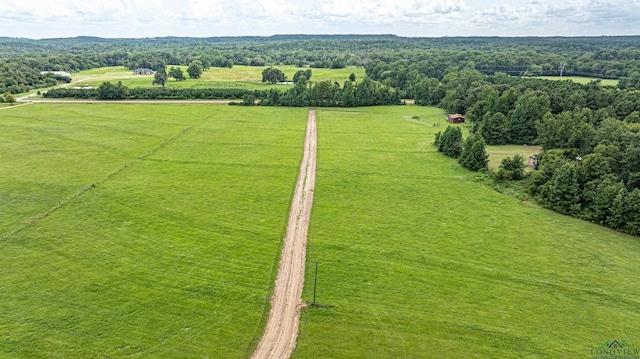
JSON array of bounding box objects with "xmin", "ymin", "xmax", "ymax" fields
[
  {"xmin": 70, "ymin": 65, "xmax": 366, "ymax": 90},
  {"xmin": 486, "ymin": 144, "xmax": 542, "ymax": 170},
  {"xmin": 532, "ymin": 76, "xmax": 619, "ymax": 87},
  {"xmin": 294, "ymin": 106, "xmax": 640, "ymax": 358},
  {"xmin": 2, "ymin": 102, "xmax": 639, "ymax": 358},
  {"xmin": 0, "ymin": 104, "xmax": 308, "ymax": 357}
]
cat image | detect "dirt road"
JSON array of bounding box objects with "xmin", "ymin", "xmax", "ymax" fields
[{"xmin": 251, "ymin": 109, "xmax": 317, "ymax": 359}]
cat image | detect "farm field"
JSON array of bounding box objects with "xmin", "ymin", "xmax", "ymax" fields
[
  {"xmin": 0, "ymin": 104, "xmax": 308, "ymax": 358},
  {"xmin": 294, "ymin": 106, "xmax": 640, "ymax": 358},
  {"xmin": 70, "ymin": 65, "xmax": 366, "ymax": 91},
  {"xmin": 532, "ymin": 76, "xmax": 619, "ymax": 86}
]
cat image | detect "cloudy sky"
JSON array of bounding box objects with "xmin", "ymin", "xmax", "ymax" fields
[{"xmin": 0, "ymin": 0, "xmax": 639, "ymax": 39}]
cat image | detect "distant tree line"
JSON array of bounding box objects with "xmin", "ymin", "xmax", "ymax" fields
[{"xmin": 4, "ymin": 35, "xmax": 640, "ymax": 94}]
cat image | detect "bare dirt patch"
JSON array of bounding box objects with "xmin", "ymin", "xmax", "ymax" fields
[{"xmin": 251, "ymin": 109, "xmax": 317, "ymax": 359}]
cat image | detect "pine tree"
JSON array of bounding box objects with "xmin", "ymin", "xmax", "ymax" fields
[
  {"xmin": 545, "ymin": 162, "xmax": 580, "ymax": 215},
  {"xmin": 459, "ymin": 134, "xmax": 489, "ymax": 171}
]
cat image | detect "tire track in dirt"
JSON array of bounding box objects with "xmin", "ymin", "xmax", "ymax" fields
[{"xmin": 251, "ymin": 109, "xmax": 317, "ymax": 359}]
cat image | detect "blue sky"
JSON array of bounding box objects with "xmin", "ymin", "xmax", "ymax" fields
[{"xmin": 0, "ymin": 0, "xmax": 639, "ymax": 39}]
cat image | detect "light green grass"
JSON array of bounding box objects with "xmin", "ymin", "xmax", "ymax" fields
[
  {"xmin": 486, "ymin": 144, "xmax": 542, "ymax": 170},
  {"xmin": 294, "ymin": 106, "xmax": 640, "ymax": 358},
  {"xmin": 0, "ymin": 104, "xmax": 308, "ymax": 358},
  {"xmin": 71, "ymin": 66, "xmax": 367, "ymax": 90},
  {"xmin": 533, "ymin": 76, "xmax": 619, "ymax": 87}
]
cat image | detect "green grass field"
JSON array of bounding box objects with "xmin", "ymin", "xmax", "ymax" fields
[
  {"xmin": 486, "ymin": 144, "xmax": 542, "ymax": 170},
  {"xmin": 70, "ymin": 65, "xmax": 366, "ymax": 91},
  {"xmin": 2, "ymin": 103, "xmax": 639, "ymax": 358},
  {"xmin": 0, "ymin": 104, "xmax": 308, "ymax": 358},
  {"xmin": 532, "ymin": 76, "xmax": 619, "ymax": 87},
  {"xmin": 294, "ymin": 106, "xmax": 640, "ymax": 358}
]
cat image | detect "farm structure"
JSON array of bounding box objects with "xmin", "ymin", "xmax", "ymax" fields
[
  {"xmin": 133, "ymin": 68, "xmax": 155, "ymax": 75},
  {"xmin": 447, "ymin": 114, "xmax": 465, "ymax": 124},
  {"xmin": 40, "ymin": 71, "xmax": 71, "ymax": 77}
]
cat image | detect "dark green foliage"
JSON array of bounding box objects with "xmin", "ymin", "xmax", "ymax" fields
[
  {"xmin": 292, "ymin": 69, "xmax": 312, "ymax": 83},
  {"xmin": 152, "ymin": 69, "xmax": 168, "ymax": 87},
  {"xmin": 187, "ymin": 61, "xmax": 203, "ymax": 79},
  {"xmin": 434, "ymin": 131, "xmax": 441, "ymax": 146},
  {"xmin": 349, "ymin": 73, "xmax": 356, "ymax": 82},
  {"xmin": 45, "ymin": 86, "xmax": 266, "ymax": 100},
  {"xmin": 437, "ymin": 126, "xmax": 463, "ymax": 158},
  {"xmin": 481, "ymin": 112, "xmax": 509, "ymax": 145},
  {"xmin": 508, "ymin": 90, "xmax": 550, "ymax": 144},
  {"xmin": 261, "ymin": 67, "xmax": 286, "ymax": 84},
  {"xmin": 540, "ymin": 162, "xmax": 580, "ymax": 215},
  {"xmin": 168, "ymin": 67, "xmax": 186, "ymax": 81},
  {"xmin": 458, "ymin": 134, "xmax": 489, "ymax": 172},
  {"xmin": 498, "ymin": 154, "xmax": 526, "ymax": 180},
  {"xmin": 536, "ymin": 111, "xmax": 596, "ymax": 153},
  {"xmin": 241, "ymin": 94, "xmax": 255, "ymax": 106},
  {"xmin": 97, "ymin": 81, "xmax": 128, "ymax": 99}
]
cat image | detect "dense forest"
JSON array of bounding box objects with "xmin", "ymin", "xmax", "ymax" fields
[
  {"xmin": 3, "ymin": 35, "xmax": 640, "ymax": 94},
  {"xmin": 2, "ymin": 35, "xmax": 639, "ymax": 234}
]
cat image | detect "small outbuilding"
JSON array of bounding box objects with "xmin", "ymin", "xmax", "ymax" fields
[
  {"xmin": 447, "ymin": 114, "xmax": 465, "ymax": 124},
  {"xmin": 133, "ymin": 68, "xmax": 155, "ymax": 75},
  {"xmin": 40, "ymin": 71, "xmax": 71, "ymax": 78}
]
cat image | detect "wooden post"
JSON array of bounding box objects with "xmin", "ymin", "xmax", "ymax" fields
[{"xmin": 313, "ymin": 260, "xmax": 318, "ymax": 305}]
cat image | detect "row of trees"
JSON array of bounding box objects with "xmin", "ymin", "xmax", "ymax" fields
[
  {"xmin": 44, "ymin": 83, "xmax": 268, "ymax": 100},
  {"xmin": 434, "ymin": 126, "xmax": 489, "ymax": 172},
  {"xmin": 44, "ymin": 77, "xmax": 401, "ymax": 107}
]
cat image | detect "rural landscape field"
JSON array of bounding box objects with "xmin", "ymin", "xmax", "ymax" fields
[
  {"xmin": 2, "ymin": 32, "xmax": 640, "ymax": 359},
  {"xmin": 1, "ymin": 102, "xmax": 639, "ymax": 358}
]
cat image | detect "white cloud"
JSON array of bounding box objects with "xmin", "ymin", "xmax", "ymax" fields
[{"xmin": 0, "ymin": 0, "xmax": 639, "ymax": 37}]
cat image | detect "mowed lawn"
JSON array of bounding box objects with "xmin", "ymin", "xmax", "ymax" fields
[
  {"xmin": 0, "ymin": 104, "xmax": 308, "ymax": 357},
  {"xmin": 294, "ymin": 106, "xmax": 640, "ymax": 358}
]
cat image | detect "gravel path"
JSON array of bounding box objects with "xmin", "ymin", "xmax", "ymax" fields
[{"xmin": 251, "ymin": 109, "xmax": 317, "ymax": 359}]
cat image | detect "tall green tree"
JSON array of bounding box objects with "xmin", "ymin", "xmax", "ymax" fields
[
  {"xmin": 542, "ymin": 162, "xmax": 580, "ymax": 215},
  {"xmin": 152, "ymin": 69, "xmax": 168, "ymax": 87},
  {"xmin": 262, "ymin": 67, "xmax": 286, "ymax": 84},
  {"xmin": 458, "ymin": 134, "xmax": 489, "ymax": 171},
  {"xmin": 481, "ymin": 112, "xmax": 509, "ymax": 145},
  {"xmin": 169, "ymin": 67, "xmax": 186, "ymax": 81},
  {"xmin": 508, "ymin": 90, "xmax": 550, "ymax": 144},
  {"xmin": 187, "ymin": 61, "xmax": 203, "ymax": 79},
  {"xmin": 437, "ymin": 126, "xmax": 463, "ymax": 158}
]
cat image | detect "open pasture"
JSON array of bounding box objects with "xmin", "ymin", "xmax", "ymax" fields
[
  {"xmin": 294, "ymin": 106, "xmax": 640, "ymax": 358},
  {"xmin": 532, "ymin": 76, "xmax": 619, "ymax": 87},
  {"xmin": 71, "ymin": 65, "xmax": 366, "ymax": 91},
  {"xmin": 486, "ymin": 144, "xmax": 542, "ymax": 170},
  {"xmin": 0, "ymin": 104, "xmax": 307, "ymax": 358}
]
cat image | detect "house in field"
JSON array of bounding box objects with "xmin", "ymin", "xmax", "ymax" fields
[
  {"xmin": 133, "ymin": 68, "xmax": 155, "ymax": 75},
  {"xmin": 446, "ymin": 114, "xmax": 465, "ymax": 124},
  {"xmin": 40, "ymin": 71, "xmax": 71, "ymax": 78}
]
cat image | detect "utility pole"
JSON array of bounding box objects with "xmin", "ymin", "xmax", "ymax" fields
[{"xmin": 313, "ymin": 260, "xmax": 318, "ymax": 306}]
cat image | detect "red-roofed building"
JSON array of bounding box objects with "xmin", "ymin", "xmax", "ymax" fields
[{"xmin": 447, "ymin": 114, "xmax": 465, "ymax": 124}]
